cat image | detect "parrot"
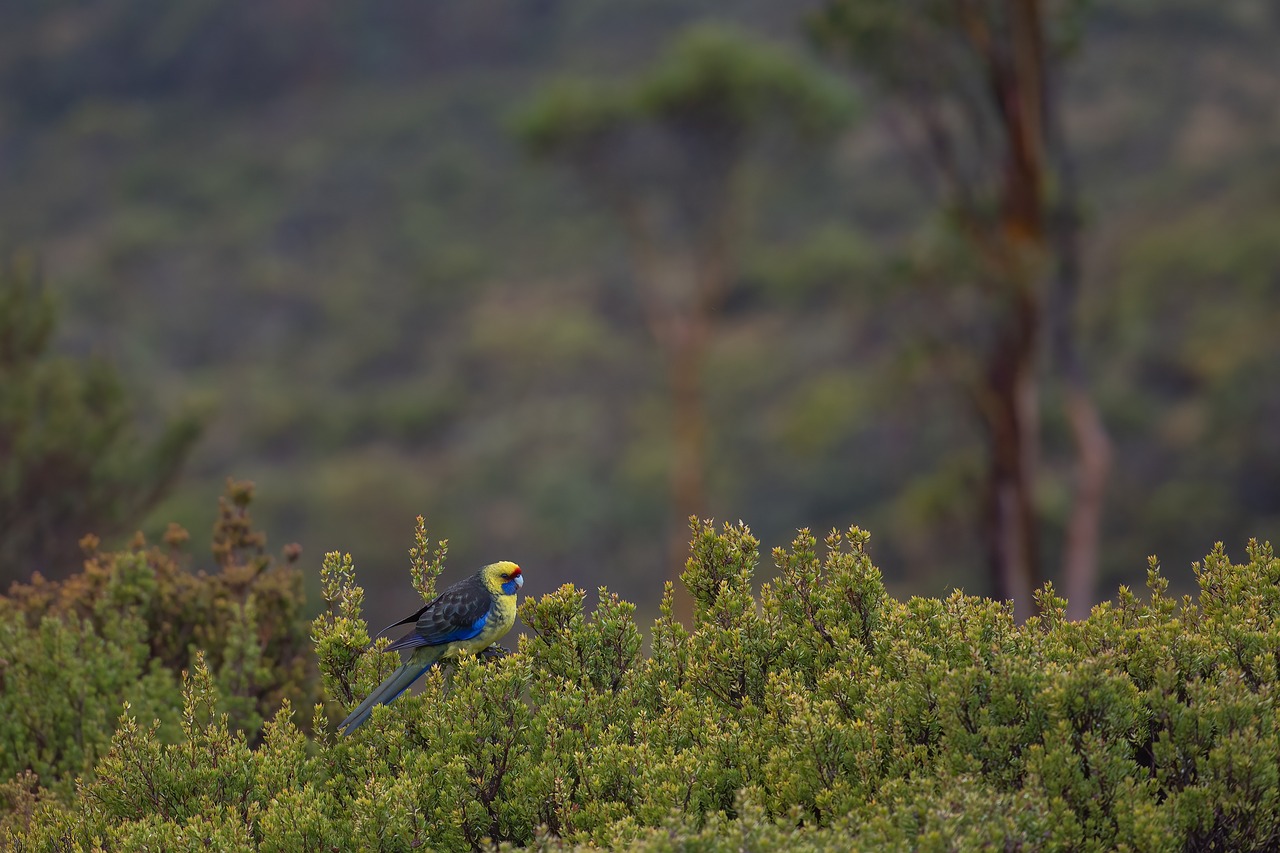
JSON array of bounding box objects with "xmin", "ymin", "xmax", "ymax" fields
[{"xmin": 338, "ymin": 560, "xmax": 524, "ymax": 735}]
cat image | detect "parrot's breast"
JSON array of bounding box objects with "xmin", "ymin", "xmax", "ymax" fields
[{"xmin": 443, "ymin": 591, "xmax": 517, "ymax": 659}]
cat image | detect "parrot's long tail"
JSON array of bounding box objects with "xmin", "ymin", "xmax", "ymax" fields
[{"xmin": 339, "ymin": 657, "xmax": 435, "ymax": 735}]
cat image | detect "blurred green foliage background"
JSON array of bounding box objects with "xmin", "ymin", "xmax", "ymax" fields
[{"xmin": 1, "ymin": 0, "xmax": 1277, "ymax": 623}]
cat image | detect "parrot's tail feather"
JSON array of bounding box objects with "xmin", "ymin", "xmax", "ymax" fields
[{"xmin": 338, "ymin": 661, "xmax": 434, "ymax": 735}]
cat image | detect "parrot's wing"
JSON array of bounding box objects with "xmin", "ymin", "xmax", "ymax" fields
[
  {"xmin": 375, "ymin": 602, "xmax": 431, "ymax": 638},
  {"xmin": 384, "ymin": 575, "xmax": 491, "ymax": 652}
]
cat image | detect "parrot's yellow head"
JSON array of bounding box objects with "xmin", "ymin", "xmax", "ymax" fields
[{"xmin": 481, "ymin": 561, "xmax": 524, "ymax": 597}]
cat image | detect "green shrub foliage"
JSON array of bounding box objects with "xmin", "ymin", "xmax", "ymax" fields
[
  {"xmin": 0, "ymin": 481, "xmax": 316, "ymax": 819},
  {"xmin": 5, "ymin": 520, "xmax": 1280, "ymax": 850}
]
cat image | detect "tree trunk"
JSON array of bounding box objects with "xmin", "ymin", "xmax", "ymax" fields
[
  {"xmin": 1043, "ymin": 44, "xmax": 1112, "ymax": 620},
  {"xmin": 666, "ymin": 321, "xmax": 708, "ymax": 596},
  {"xmin": 976, "ymin": 0, "xmax": 1052, "ymax": 618},
  {"xmin": 662, "ymin": 176, "xmax": 735, "ymax": 616},
  {"xmin": 1060, "ymin": 380, "xmax": 1111, "ymax": 619},
  {"xmin": 616, "ymin": 205, "xmax": 710, "ymax": 605},
  {"xmin": 982, "ymin": 288, "xmax": 1041, "ymax": 620}
]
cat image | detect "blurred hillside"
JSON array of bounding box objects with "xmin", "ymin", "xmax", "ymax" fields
[{"xmin": 1, "ymin": 0, "xmax": 1278, "ymax": 623}]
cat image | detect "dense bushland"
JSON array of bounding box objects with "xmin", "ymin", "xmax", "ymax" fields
[{"xmin": 4, "ymin": 517, "xmax": 1280, "ymax": 850}]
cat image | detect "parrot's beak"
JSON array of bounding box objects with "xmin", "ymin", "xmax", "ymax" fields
[{"xmin": 515, "ymin": 573, "xmax": 524, "ymax": 589}]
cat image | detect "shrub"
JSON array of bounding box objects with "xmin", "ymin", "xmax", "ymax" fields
[
  {"xmin": 0, "ymin": 480, "xmax": 315, "ymax": 815},
  {"xmin": 4, "ymin": 520, "xmax": 1280, "ymax": 850}
]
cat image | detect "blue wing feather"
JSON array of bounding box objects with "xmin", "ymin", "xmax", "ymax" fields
[{"xmin": 384, "ymin": 610, "xmax": 490, "ymax": 652}]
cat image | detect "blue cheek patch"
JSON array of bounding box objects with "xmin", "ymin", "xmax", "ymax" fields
[{"xmin": 501, "ymin": 578, "xmax": 520, "ymax": 595}]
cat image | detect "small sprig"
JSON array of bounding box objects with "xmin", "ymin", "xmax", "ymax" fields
[
  {"xmin": 312, "ymin": 551, "xmax": 370, "ymax": 705},
  {"xmin": 408, "ymin": 515, "xmax": 448, "ymax": 603}
]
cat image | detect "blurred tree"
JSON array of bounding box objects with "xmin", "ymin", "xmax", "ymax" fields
[
  {"xmin": 813, "ymin": 0, "xmax": 1108, "ymax": 619},
  {"xmin": 521, "ymin": 25, "xmax": 852, "ymax": 599},
  {"xmin": 0, "ymin": 257, "xmax": 204, "ymax": 585}
]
